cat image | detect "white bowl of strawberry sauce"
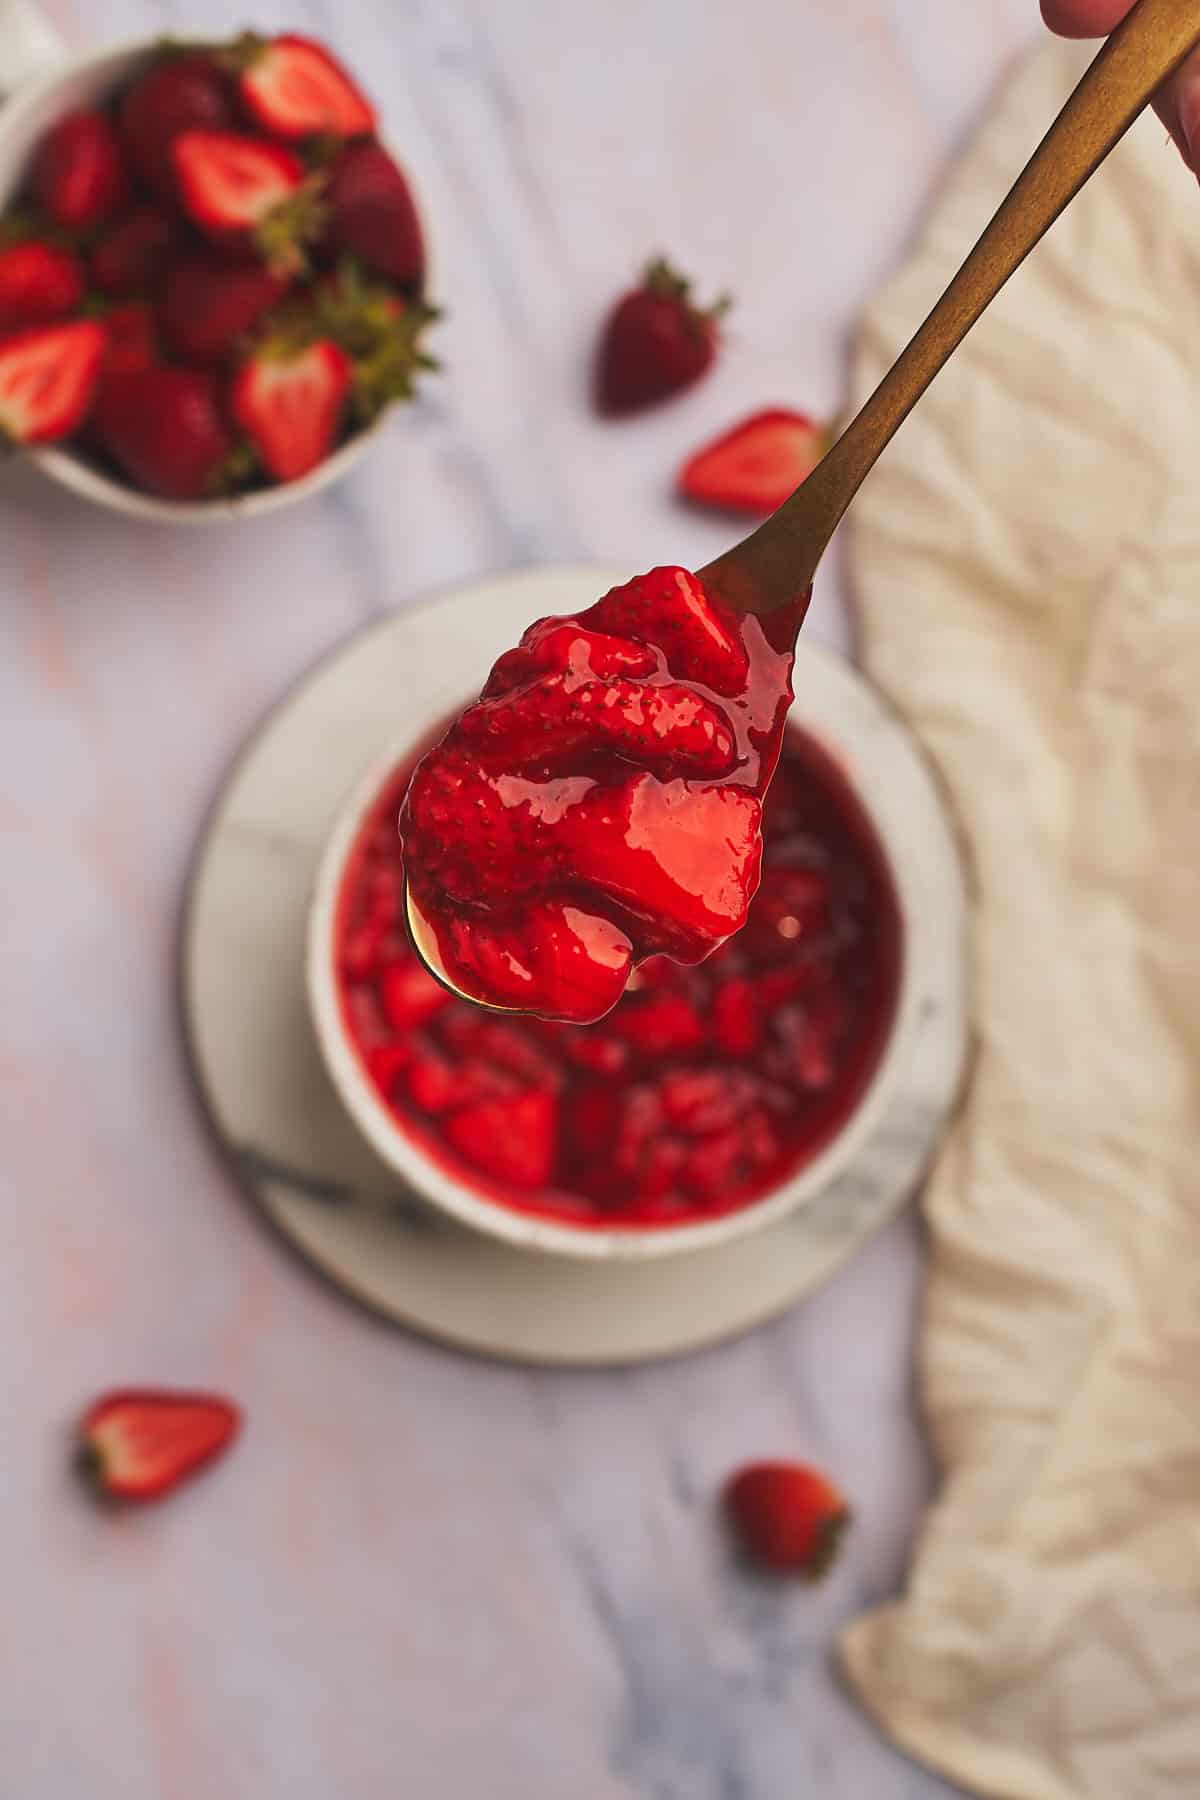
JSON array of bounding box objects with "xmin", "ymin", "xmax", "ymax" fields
[
  {"xmin": 0, "ymin": 9, "xmax": 434, "ymax": 522},
  {"xmin": 307, "ymin": 685, "xmax": 912, "ymax": 1262}
]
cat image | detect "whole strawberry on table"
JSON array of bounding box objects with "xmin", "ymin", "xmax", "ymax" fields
[{"xmin": 0, "ymin": 31, "xmax": 437, "ymax": 501}]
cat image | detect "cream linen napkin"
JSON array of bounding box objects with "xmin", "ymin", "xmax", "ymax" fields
[{"xmin": 838, "ymin": 40, "xmax": 1200, "ymax": 1800}]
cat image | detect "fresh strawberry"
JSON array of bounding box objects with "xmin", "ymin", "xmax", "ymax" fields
[
  {"xmin": 88, "ymin": 302, "xmax": 157, "ymax": 445},
  {"xmin": 325, "ymin": 142, "xmax": 424, "ymax": 289},
  {"xmin": 171, "ymin": 131, "xmax": 322, "ymax": 275},
  {"xmin": 89, "ymin": 205, "xmax": 179, "ymax": 297},
  {"xmin": 229, "ymin": 32, "xmax": 375, "ymax": 140},
  {"xmin": 723, "ymin": 1461, "xmax": 851, "ymax": 1577},
  {"xmin": 93, "ymin": 366, "xmax": 239, "ymax": 500},
  {"xmin": 0, "ymin": 239, "xmax": 83, "ymax": 330},
  {"xmin": 679, "ymin": 409, "xmax": 826, "ymax": 516},
  {"xmin": 119, "ymin": 53, "xmax": 236, "ymax": 199},
  {"xmin": 33, "ymin": 109, "xmax": 128, "ymax": 229},
  {"xmin": 595, "ymin": 258, "xmax": 729, "ymax": 416},
  {"xmin": 100, "ymin": 301, "xmax": 157, "ymax": 378},
  {"xmin": 77, "ymin": 1389, "xmax": 240, "ymax": 1505},
  {"xmin": 160, "ymin": 251, "xmax": 289, "ymax": 361},
  {"xmin": 444, "ymin": 1090, "xmax": 557, "ymax": 1189},
  {"xmin": 230, "ymin": 337, "xmax": 351, "ymax": 482},
  {"xmin": 0, "ymin": 320, "xmax": 106, "ymax": 443}
]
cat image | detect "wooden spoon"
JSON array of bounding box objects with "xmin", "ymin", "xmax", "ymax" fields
[{"xmin": 409, "ymin": 0, "xmax": 1200, "ymax": 1002}]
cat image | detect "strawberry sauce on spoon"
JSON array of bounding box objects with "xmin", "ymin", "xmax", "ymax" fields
[{"xmin": 400, "ymin": 567, "xmax": 804, "ymax": 1023}]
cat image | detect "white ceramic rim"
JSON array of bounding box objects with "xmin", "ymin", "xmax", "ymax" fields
[
  {"xmin": 0, "ymin": 25, "xmax": 431, "ymax": 523},
  {"xmin": 305, "ymin": 642, "xmax": 927, "ymax": 1262}
]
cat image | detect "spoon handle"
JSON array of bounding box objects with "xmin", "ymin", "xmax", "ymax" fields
[{"xmin": 704, "ymin": 0, "xmax": 1200, "ymax": 613}]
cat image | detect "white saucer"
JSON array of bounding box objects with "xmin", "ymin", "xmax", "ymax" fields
[{"xmin": 181, "ymin": 565, "xmax": 968, "ymax": 1366}]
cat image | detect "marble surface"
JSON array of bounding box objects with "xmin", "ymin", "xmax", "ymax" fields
[{"xmin": 0, "ymin": 1, "xmax": 1039, "ymax": 1794}]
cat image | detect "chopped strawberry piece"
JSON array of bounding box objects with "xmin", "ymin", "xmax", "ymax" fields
[
  {"xmin": 34, "ymin": 110, "xmax": 127, "ymax": 229},
  {"xmin": 723, "ymin": 1461, "xmax": 850, "ymax": 1577},
  {"xmin": 444, "ymin": 1090, "xmax": 557, "ymax": 1189},
  {"xmin": 558, "ymin": 1030, "xmax": 629, "ymax": 1076},
  {"xmin": 230, "ymin": 338, "xmax": 351, "ymax": 482},
  {"xmin": 658, "ymin": 1067, "xmax": 756, "ymax": 1135},
  {"xmin": 0, "ymin": 320, "xmax": 107, "ymax": 444},
  {"xmin": 595, "ymin": 257, "xmax": 730, "ymax": 416},
  {"xmin": 679, "ymin": 409, "xmax": 826, "ymax": 517},
  {"xmin": 233, "ymin": 32, "xmax": 376, "ymax": 140},
  {"xmin": 615, "ymin": 994, "xmax": 706, "ymax": 1058},
  {"xmin": 339, "ymin": 916, "xmax": 389, "ymax": 981},
  {"xmin": 458, "ymin": 671, "xmax": 737, "ymax": 777},
  {"xmin": 586, "ymin": 566, "xmax": 749, "ymax": 696},
  {"xmin": 712, "ymin": 978, "xmax": 761, "ymax": 1056},
  {"xmin": 78, "ymin": 1389, "xmax": 240, "ymax": 1505},
  {"xmin": 380, "ymin": 958, "xmax": 450, "ymax": 1031},
  {"xmin": 401, "ymin": 1040, "xmax": 468, "ymax": 1114},
  {"xmin": 365, "ymin": 1042, "xmax": 412, "ymax": 1096},
  {"xmin": 0, "ymin": 240, "xmax": 83, "ymax": 331}
]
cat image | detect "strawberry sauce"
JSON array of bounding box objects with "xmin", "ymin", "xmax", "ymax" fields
[
  {"xmin": 336, "ymin": 720, "xmax": 902, "ymax": 1229},
  {"xmin": 400, "ymin": 566, "xmax": 803, "ymax": 1024}
]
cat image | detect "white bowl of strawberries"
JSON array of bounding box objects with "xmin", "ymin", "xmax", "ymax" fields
[{"xmin": 0, "ymin": 26, "xmax": 436, "ymax": 519}]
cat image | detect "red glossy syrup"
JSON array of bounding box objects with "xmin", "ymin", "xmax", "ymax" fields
[
  {"xmin": 399, "ymin": 566, "xmax": 801, "ymax": 1023},
  {"xmin": 336, "ymin": 723, "xmax": 903, "ymax": 1229}
]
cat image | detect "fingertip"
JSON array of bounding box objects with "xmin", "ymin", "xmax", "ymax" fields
[{"xmin": 1041, "ymin": 0, "xmax": 1132, "ymax": 38}]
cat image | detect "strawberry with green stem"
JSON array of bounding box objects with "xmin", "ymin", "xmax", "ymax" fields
[
  {"xmin": 170, "ymin": 130, "xmax": 326, "ymax": 276},
  {"xmin": 595, "ymin": 257, "xmax": 731, "ymax": 416},
  {"xmin": 723, "ymin": 1460, "xmax": 851, "ymax": 1577}
]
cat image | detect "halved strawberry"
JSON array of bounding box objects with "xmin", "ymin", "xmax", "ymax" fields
[
  {"xmin": 0, "ymin": 239, "xmax": 83, "ymax": 331},
  {"xmin": 160, "ymin": 251, "xmax": 289, "ymax": 362},
  {"xmin": 93, "ymin": 365, "xmax": 240, "ymax": 500},
  {"xmin": 723, "ymin": 1460, "xmax": 851, "ymax": 1577},
  {"xmin": 325, "ymin": 142, "xmax": 424, "ymax": 289},
  {"xmin": 170, "ymin": 130, "xmax": 322, "ymax": 275},
  {"xmin": 679, "ymin": 409, "xmax": 826, "ymax": 517},
  {"xmin": 119, "ymin": 53, "xmax": 237, "ymax": 200},
  {"xmin": 230, "ymin": 337, "xmax": 351, "ymax": 482},
  {"xmin": 90, "ymin": 205, "xmax": 179, "ymax": 297},
  {"xmin": 0, "ymin": 320, "xmax": 107, "ymax": 443},
  {"xmin": 77, "ymin": 1389, "xmax": 240, "ymax": 1505},
  {"xmin": 229, "ymin": 32, "xmax": 375, "ymax": 140},
  {"xmin": 444, "ymin": 1089, "xmax": 557, "ymax": 1189},
  {"xmin": 595, "ymin": 258, "xmax": 730, "ymax": 417},
  {"xmin": 34, "ymin": 109, "xmax": 128, "ymax": 229}
]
